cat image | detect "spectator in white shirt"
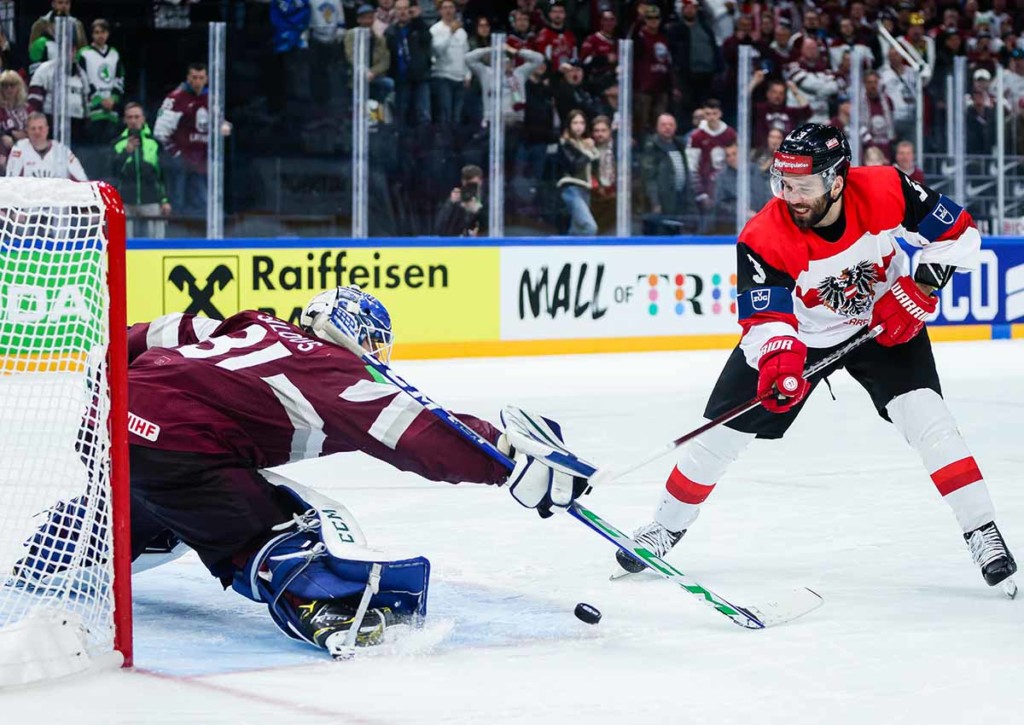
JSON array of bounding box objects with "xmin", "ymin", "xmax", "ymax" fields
[
  {"xmin": 6, "ymin": 111, "xmax": 87, "ymax": 179},
  {"xmin": 430, "ymin": 0, "xmax": 469, "ymax": 126},
  {"xmin": 309, "ymin": 0, "xmax": 346, "ymax": 113}
]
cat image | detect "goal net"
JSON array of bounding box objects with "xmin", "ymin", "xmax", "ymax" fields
[{"xmin": 0, "ymin": 179, "xmax": 130, "ymax": 686}]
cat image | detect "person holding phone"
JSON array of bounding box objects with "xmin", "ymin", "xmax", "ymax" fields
[
  {"xmin": 435, "ymin": 163, "xmax": 486, "ymax": 236},
  {"xmin": 112, "ymin": 102, "xmax": 171, "ymax": 237}
]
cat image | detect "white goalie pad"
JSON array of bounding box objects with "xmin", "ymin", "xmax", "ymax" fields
[{"xmin": 261, "ymin": 469, "xmax": 398, "ymax": 563}]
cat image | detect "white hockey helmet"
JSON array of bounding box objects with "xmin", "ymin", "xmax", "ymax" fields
[{"xmin": 300, "ymin": 285, "xmax": 394, "ymax": 363}]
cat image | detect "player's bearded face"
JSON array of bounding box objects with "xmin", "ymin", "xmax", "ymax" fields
[
  {"xmin": 786, "ymin": 190, "xmax": 831, "ymax": 228},
  {"xmin": 778, "ymin": 175, "xmax": 832, "ymax": 228}
]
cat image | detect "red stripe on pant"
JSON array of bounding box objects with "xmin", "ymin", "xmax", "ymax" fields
[
  {"xmin": 666, "ymin": 467, "xmax": 716, "ymax": 505},
  {"xmin": 930, "ymin": 457, "xmax": 983, "ymax": 496}
]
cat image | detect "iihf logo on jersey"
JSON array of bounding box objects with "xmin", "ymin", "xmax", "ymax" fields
[{"xmin": 797, "ymin": 259, "xmax": 881, "ymax": 317}]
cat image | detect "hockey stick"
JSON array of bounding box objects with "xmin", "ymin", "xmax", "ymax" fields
[
  {"xmin": 321, "ymin": 330, "xmax": 821, "ymax": 629},
  {"xmin": 588, "ymin": 324, "xmax": 885, "ymax": 489}
]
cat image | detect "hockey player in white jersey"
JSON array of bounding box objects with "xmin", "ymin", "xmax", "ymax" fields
[
  {"xmin": 616, "ymin": 123, "xmax": 1016, "ymax": 594},
  {"xmin": 5, "ymin": 111, "xmax": 88, "ymax": 180}
]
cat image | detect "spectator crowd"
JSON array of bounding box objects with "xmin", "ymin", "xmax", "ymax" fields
[{"xmin": 1, "ymin": 1, "xmax": 1022, "ymax": 236}]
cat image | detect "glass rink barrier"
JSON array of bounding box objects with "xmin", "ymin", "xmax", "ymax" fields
[{"xmin": 26, "ymin": 9, "xmax": 1021, "ymax": 240}]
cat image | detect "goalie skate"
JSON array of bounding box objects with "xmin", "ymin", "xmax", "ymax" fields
[{"xmin": 296, "ymin": 599, "xmax": 396, "ymax": 654}]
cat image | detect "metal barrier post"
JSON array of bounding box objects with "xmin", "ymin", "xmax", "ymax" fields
[
  {"xmin": 352, "ymin": 28, "xmax": 370, "ymax": 238},
  {"xmin": 736, "ymin": 45, "xmax": 753, "ymax": 232},
  {"xmin": 615, "ymin": 39, "xmax": 633, "ymax": 237},
  {"xmin": 207, "ymin": 23, "xmax": 226, "ymax": 239},
  {"xmin": 488, "ymin": 33, "xmax": 507, "ymax": 238}
]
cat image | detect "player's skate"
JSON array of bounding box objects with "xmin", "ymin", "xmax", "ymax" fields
[
  {"xmin": 612, "ymin": 521, "xmax": 685, "ymax": 579},
  {"xmin": 964, "ymin": 522, "xmax": 1017, "ymax": 598},
  {"xmin": 297, "ymin": 598, "xmax": 396, "ymax": 653}
]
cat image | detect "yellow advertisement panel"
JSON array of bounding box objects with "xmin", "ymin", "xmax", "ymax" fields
[{"xmin": 126, "ymin": 247, "xmax": 500, "ymax": 354}]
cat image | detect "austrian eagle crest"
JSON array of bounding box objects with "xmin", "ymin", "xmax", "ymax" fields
[{"xmin": 815, "ymin": 260, "xmax": 879, "ymax": 316}]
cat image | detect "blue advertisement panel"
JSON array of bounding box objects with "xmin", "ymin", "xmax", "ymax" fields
[{"xmin": 900, "ymin": 239, "xmax": 1024, "ymax": 330}]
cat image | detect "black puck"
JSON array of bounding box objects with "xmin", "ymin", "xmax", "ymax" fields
[{"xmin": 574, "ymin": 602, "xmax": 602, "ymax": 625}]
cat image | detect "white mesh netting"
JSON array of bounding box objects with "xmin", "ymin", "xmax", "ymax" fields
[{"xmin": 0, "ymin": 180, "xmax": 120, "ymax": 683}]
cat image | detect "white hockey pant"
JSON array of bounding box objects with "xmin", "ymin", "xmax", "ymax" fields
[
  {"xmin": 655, "ymin": 424, "xmax": 755, "ymax": 533},
  {"xmin": 887, "ymin": 389, "xmax": 995, "ymax": 533}
]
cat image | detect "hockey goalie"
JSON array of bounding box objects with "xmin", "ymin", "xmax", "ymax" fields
[{"xmin": 12, "ymin": 286, "xmax": 587, "ymax": 658}]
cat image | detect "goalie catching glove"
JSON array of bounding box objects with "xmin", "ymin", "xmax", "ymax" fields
[{"xmin": 498, "ymin": 406, "xmax": 595, "ymax": 518}]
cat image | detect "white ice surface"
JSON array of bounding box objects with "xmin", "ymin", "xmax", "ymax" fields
[{"xmin": 4, "ymin": 340, "xmax": 1023, "ymax": 724}]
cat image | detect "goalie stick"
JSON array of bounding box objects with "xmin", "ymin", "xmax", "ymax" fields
[
  {"xmin": 588, "ymin": 324, "xmax": 885, "ymax": 489},
  {"xmin": 315, "ymin": 319, "xmax": 822, "ymax": 629}
]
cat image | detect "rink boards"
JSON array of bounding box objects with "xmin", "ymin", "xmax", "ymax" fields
[{"xmin": 123, "ymin": 235, "xmax": 1024, "ymax": 359}]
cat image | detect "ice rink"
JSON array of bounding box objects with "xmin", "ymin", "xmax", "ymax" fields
[{"xmin": 5, "ymin": 339, "xmax": 1023, "ymax": 724}]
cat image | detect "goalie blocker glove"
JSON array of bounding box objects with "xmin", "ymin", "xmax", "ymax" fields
[{"xmin": 498, "ymin": 406, "xmax": 592, "ymax": 518}]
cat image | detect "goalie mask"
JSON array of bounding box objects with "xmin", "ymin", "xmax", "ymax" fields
[
  {"xmin": 301, "ymin": 286, "xmax": 394, "ymax": 363},
  {"xmin": 770, "ymin": 123, "xmax": 851, "ymax": 227}
]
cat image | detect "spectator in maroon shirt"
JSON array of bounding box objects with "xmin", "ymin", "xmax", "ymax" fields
[
  {"xmin": 893, "ymin": 139, "xmax": 926, "ymax": 184},
  {"xmin": 848, "ymin": 1, "xmax": 874, "ymax": 36},
  {"xmin": 687, "ymin": 98, "xmax": 737, "ymax": 210},
  {"xmin": 830, "ymin": 16, "xmax": 873, "ymax": 71},
  {"xmin": 751, "ymin": 74, "xmax": 811, "ymax": 148},
  {"xmin": 633, "ymin": 4, "xmax": 673, "ymax": 137},
  {"xmin": 515, "ymin": 0, "xmax": 546, "ymax": 32},
  {"xmin": 581, "ymin": 9, "xmax": 618, "ymax": 93},
  {"xmin": 532, "ymin": 0, "xmax": 577, "ymax": 73},
  {"xmin": 767, "ymin": 17, "xmax": 797, "ymax": 68},
  {"xmin": 720, "ymin": 14, "xmax": 769, "ymax": 123},
  {"xmin": 507, "ymin": 9, "xmax": 535, "ymax": 54},
  {"xmin": 791, "ymin": 8, "xmax": 829, "ymax": 56},
  {"xmin": 863, "ymin": 70, "xmax": 896, "ymax": 161},
  {"xmin": 755, "ymin": 9, "xmax": 775, "ymax": 45}
]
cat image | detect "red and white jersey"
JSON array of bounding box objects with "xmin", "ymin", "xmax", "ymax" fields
[
  {"xmin": 126, "ymin": 310, "xmax": 507, "ymax": 484},
  {"xmin": 4, "ymin": 138, "xmax": 87, "ymax": 180},
  {"xmin": 735, "ymin": 166, "xmax": 981, "ymax": 366}
]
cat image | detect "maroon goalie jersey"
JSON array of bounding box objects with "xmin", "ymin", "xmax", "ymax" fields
[{"xmin": 126, "ymin": 311, "xmax": 508, "ymax": 485}]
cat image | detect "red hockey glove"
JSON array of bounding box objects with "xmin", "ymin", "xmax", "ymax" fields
[
  {"xmin": 870, "ymin": 276, "xmax": 937, "ymax": 347},
  {"xmin": 757, "ymin": 336, "xmax": 810, "ymax": 414}
]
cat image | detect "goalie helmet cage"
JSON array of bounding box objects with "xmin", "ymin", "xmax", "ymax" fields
[{"xmin": 0, "ymin": 179, "xmax": 131, "ymax": 686}]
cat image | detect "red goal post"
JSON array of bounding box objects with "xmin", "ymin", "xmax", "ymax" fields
[{"xmin": 0, "ymin": 179, "xmax": 132, "ymax": 685}]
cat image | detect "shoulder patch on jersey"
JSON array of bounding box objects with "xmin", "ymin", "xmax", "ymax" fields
[
  {"xmin": 738, "ymin": 286, "xmax": 794, "ymax": 320},
  {"xmin": 932, "ymin": 203, "xmax": 954, "ymax": 225},
  {"xmin": 917, "ymin": 194, "xmax": 964, "ymax": 242}
]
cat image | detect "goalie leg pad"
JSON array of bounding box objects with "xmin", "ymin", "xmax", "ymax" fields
[
  {"xmin": 12, "ymin": 495, "xmax": 108, "ymax": 583},
  {"xmin": 232, "ymin": 478, "xmax": 430, "ymax": 647}
]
